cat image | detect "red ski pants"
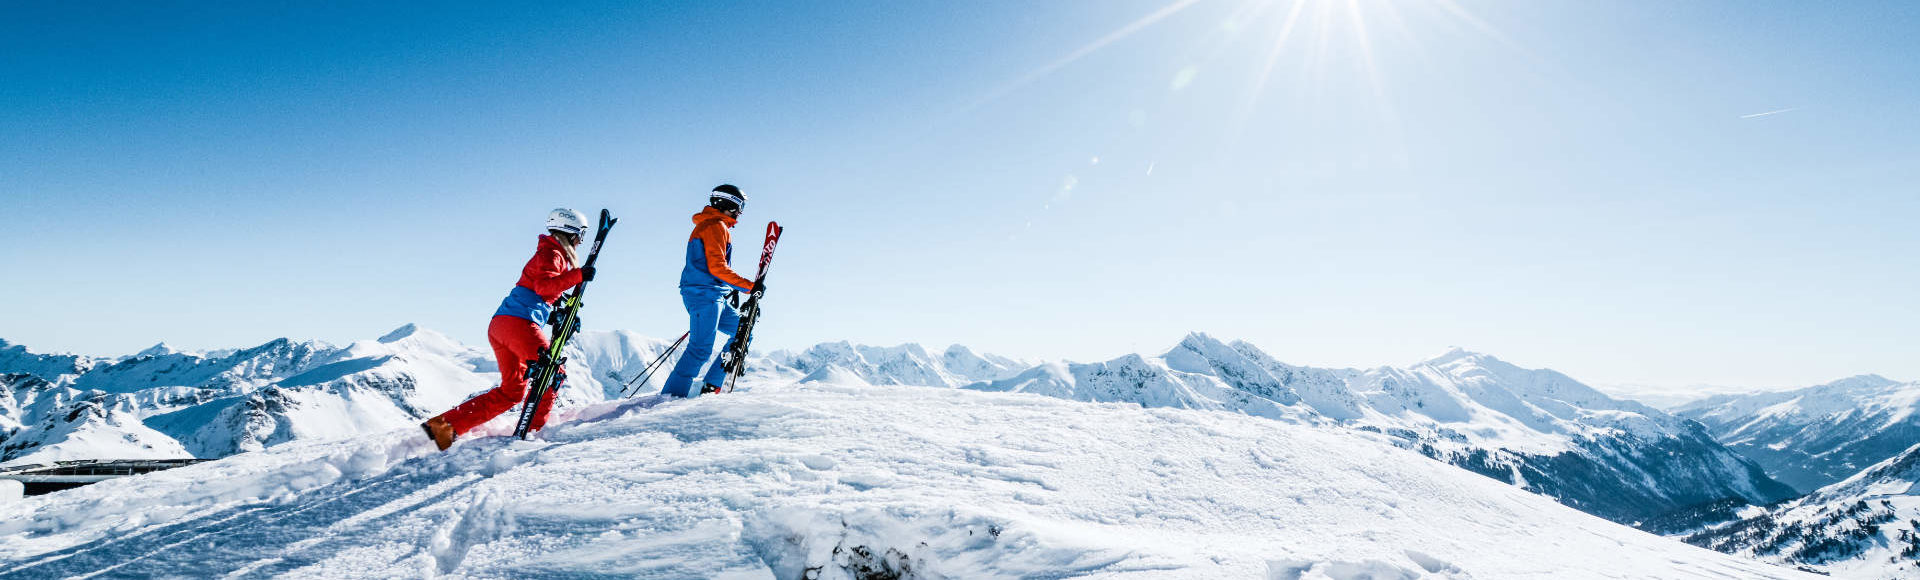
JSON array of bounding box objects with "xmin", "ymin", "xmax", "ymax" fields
[{"xmin": 437, "ymin": 315, "xmax": 561, "ymax": 436}]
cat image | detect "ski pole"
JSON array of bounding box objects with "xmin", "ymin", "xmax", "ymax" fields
[{"xmin": 619, "ymin": 332, "xmax": 688, "ymax": 398}]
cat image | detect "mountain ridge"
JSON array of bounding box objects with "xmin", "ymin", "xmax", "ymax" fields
[
  {"xmin": 1676, "ymin": 374, "xmax": 1920, "ymax": 493},
  {"xmin": 960, "ymin": 332, "xmax": 1796, "ymax": 526},
  {"xmin": 1, "ymin": 327, "xmax": 1795, "ymax": 533}
]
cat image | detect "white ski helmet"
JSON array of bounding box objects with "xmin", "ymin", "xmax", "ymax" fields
[{"xmin": 546, "ymin": 208, "xmax": 588, "ymax": 237}]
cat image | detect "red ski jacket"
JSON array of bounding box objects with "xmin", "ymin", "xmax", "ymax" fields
[{"xmin": 494, "ymin": 234, "xmax": 585, "ymax": 325}]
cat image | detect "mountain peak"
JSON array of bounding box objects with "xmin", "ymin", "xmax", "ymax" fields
[
  {"xmin": 1171, "ymin": 332, "xmax": 1237, "ymax": 355},
  {"xmin": 1417, "ymin": 346, "xmax": 1492, "ymax": 367},
  {"xmin": 132, "ymin": 343, "xmax": 176, "ymax": 358},
  {"xmin": 378, "ymin": 324, "xmax": 420, "ymax": 343},
  {"xmin": 1179, "ymin": 331, "xmax": 1222, "ymax": 344},
  {"xmin": 1814, "ymin": 374, "xmax": 1900, "ymax": 391},
  {"xmin": 365, "ymin": 324, "xmax": 463, "ymax": 356}
]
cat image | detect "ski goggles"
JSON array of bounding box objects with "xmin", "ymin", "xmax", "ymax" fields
[{"xmin": 710, "ymin": 191, "xmax": 747, "ymax": 212}]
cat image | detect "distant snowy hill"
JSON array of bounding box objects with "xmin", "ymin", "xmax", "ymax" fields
[
  {"xmin": 766, "ymin": 342, "xmax": 1027, "ymax": 388},
  {"xmin": 0, "ymin": 339, "xmax": 92, "ymax": 387},
  {"xmin": 1595, "ymin": 382, "xmax": 1791, "ymax": 410},
  {"xmin": 1675, "ymin": 375, "xmax": 1920, "ymax": 493},
  {"xmin": 0, "ymin": 381, "xmax": 1816, "ymax": 579},
  {"xmin": 1688, "ymin": 443, "xmax": 1920, "ymax": 579},
  {"xmin": 966, "ymin": 334, "xmax": 1796, "ymax": 527}
]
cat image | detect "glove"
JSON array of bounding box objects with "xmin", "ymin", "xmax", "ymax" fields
[
  {"xmin": 751, "ymin": 280, "xmax": 767, "ymax": 295},
  {"xmin": 579, "ymin": 266, "xmax": 596, "ymax": 282}
]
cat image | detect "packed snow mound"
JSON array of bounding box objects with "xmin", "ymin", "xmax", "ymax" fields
[
  {"xmin": 1676, "ymin": 374, "xmax": 1920, "ymax": 493},
  {"xmin": 1688, "ymin": 444, "xmax": 1920, "ymax": 579},
  {"xmin": 0, "ymin": 382, "xmax": 1813, "ymax": 579}
]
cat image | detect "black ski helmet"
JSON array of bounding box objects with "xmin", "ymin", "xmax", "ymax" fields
[{"xmin": 710, "ymin": 184, "xmax": 747, "ymax": 213}]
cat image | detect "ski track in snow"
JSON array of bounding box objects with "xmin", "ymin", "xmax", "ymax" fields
[{"xmin": 0, "ymin": 383, "xmax": 1815, "ymax": 579}]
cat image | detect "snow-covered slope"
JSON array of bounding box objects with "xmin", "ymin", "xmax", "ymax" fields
[
  {"xmin": 0, "ymin": 381, "xmax": 1814, "ymax": 579},
  {"xmin": 0, "ymin": 326, "xmax": 679, "ymax": 467},
  {"xmin": 0, "ymin": 328, "xmax": 1003, "ymax": 468},
  {"xmin": 1688, "ymin": 444, "xmax": 1920, "ymax": 579},
  {"xmin": 0, "ymin": 340, "xmax": 92, "ymax": 385},
  {"xmin": 967, "ymin": 334, "xmax": 1796, "ymax": 528},
  {"xmin": 1675, "ymin": 375, "xmax": 1920, "ymax": 493},
  {"xmin": 0, "ymin": 330, "xmax": 1796, "ymax": 533},
  {"xmin": 0, "ymin": 373, "xmax": 189, "ymax": 464}
]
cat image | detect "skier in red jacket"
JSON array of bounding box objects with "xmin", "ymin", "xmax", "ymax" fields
[{"xmin": 421, "ymin": 208, "xmax": 596, "ymax": 451}]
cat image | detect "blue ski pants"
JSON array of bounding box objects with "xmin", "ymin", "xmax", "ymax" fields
[{"xmin": 662, "ymin": 289, "xmax": 740, "ymax": 397}]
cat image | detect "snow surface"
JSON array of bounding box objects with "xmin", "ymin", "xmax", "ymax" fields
[{"xmin": 0, "ymin": 380, "xmax": 1812, "ymax": 579}]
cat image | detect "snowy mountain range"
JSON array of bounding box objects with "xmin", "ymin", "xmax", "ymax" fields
[
  {"xmin": 1675, "ymin": 375, "xmax": 1920, "ymax": 494},
  {"xmin": 955, "ymin": 334, "xmax": 1795, "ymax": 526},
  {"xmin": 0, "ymin": 378, "xmax": 1816, "ymax": 579},
  {"xmin": 1688, "ymin": 443, "xmax": 1920, "ymax": 579},
  {"xmin": 0, "ymin": 326, "xmax": 732, "ymax": 469},
  {"xmin": 1595, "ymin": 382, "xmax": 1796, "ymax": 410},
  {"xmin": 1, "ymin": 328, "xmax": 1793, "ymax": 534}
]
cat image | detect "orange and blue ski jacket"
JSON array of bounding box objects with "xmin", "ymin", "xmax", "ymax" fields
[{"xmin": 679, "ymin": 207, "xmax": 755, "ymax": 295}]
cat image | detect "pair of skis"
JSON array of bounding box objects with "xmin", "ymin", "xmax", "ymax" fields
[
  {"xmin": 615, "ymin": 221, "xmax": 784, "ymax": 398},
  {"xmin": 720, "ymin": 221, "xmax": 784, "ymax": 393},
  {"xmin": 512, "ymin": 209, "xmax": 617, "ymax": 440}
]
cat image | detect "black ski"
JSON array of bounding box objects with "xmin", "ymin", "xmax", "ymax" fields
[
  {"xmin": 719, "ymin": 221, "xmax": 783, "ymax": 393},
  {"xmin": 513, "ymin": 208, "xmax": 617, "ymax": 439}
]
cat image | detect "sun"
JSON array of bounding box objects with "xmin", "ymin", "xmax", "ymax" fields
[{"xmin": 973, "ymin": 0, "xmax": 1529, "ymax": 123}]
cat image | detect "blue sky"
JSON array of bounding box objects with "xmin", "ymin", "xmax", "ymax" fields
[{"xmin": 3, "ymin": 0, "xmax": 1915, "ymax": 388}]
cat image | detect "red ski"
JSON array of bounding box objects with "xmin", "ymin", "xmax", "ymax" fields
[{"xmin": 719, "ymin": 221, "xmax": 784, "ymax": 392}]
